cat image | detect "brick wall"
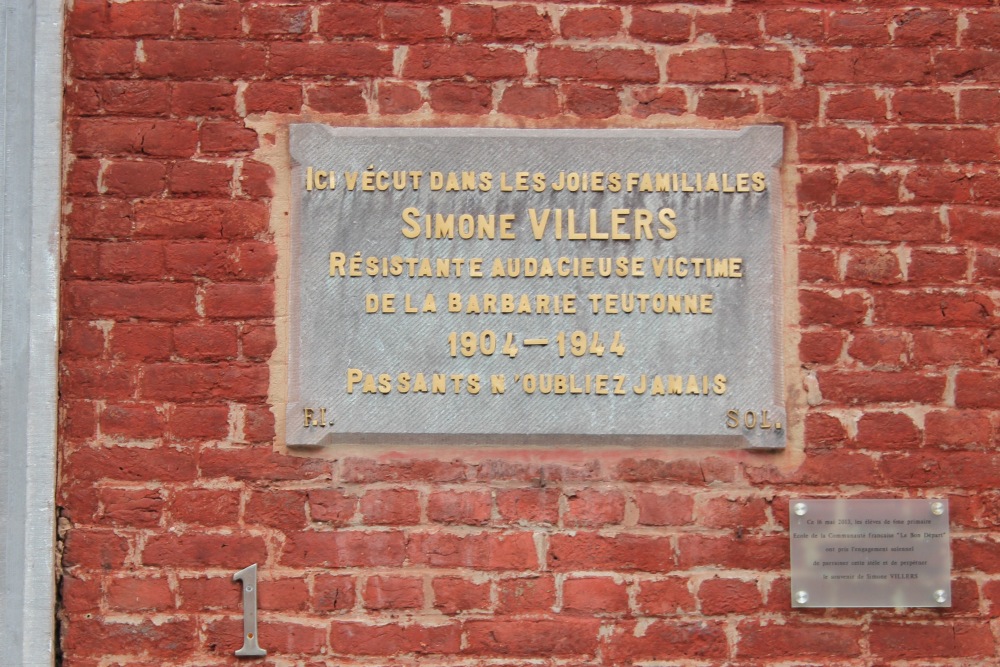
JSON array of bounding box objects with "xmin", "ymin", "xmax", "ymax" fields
[{"xmin": 60, "ymin": 1, "xmax": 1000, "ymax": 665}]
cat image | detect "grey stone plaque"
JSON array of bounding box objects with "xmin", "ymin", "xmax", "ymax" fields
[
  {"xmin": 790, "ymin": 499, "xmax": 951, "ymax": 608},
  {"xmin": 285, "ymin": 126, "xmax": 785, "ymax": 447}
]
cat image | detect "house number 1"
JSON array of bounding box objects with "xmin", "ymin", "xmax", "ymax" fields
[{"xmin": 233, "ymin": 564, "xmax": 267, "ymax": 657}]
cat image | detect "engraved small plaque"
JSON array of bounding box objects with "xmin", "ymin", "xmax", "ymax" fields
[
  {"xmin": 790, "ymin": 499, "xmax": 951, "ymax": 608},
  {"xmin": 285, "ymin": 126, "xmax": 785, "ymax": 447}
]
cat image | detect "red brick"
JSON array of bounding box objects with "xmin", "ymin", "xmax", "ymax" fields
[
  {"xmin": 538, "ymin": 47, "xmax": 657, "ymax": 83},
  {"xmin": 798, "ymin": 127, "xmax": 868, "ymax": 162},
  {"xmin": 549, "ymin": 533, "xmax": 674, "ymax": 572},
  {"xmin": 428, "ymin": 82, "xmax": 492, "ymax": 115},
  {"xmin": 913, "ymin": 330, "xmax": 985, "ymax": 366},
  {"xmin": 894, "ymin": 9, "xmax": 957, "ymax": 46},
  {"xmin": 100, "ymin": 402, "xmax": 165, "ymax": 439},
  {"xmin": 494, "ymin": 5, "xmax": 553, "ymax": 41},
  {"xmin": 697, "ymin": 496, "xmax": 768, "ymax": 529},
  {"xmin": 106, "ymin": 1, "xmax": 173, "ymax": 37},
  {"xmin": 329, "ymin": 621, "xmax": 460, "ymax": 656},
  {"xmin": 377, "ymin": 83, "xmax": 423, "ymax": 115},
  {"xmin": 677, "ymin": 535, "xmax": 786, "ymax": 570},
  {"xmin": 364, "ymin": 576, "xmax": 423, "ymax": 610},
  {"xmin": 603, "ymin": 620, "xmax": 728, "ymax": 662},
  {"xmin": 359, "ymin": 488, "xmax": 420, "ymax": 525},
  {"xmin": 698, "ymin": 577, "xmax": 761, "ymax": 614},
  {"xmin": 847, "ymin": 330, "xmax": 908, "ymax": 367},
  {"xmin": 70, "ymin": 80, "xmax": 170, "ymax": 117},
  {"xmin": 383, "ymin": 5, "xmax": 446, "ymax": 42},
  {"xmin": 962, "ymin": 88, "xmax": 1000, "ymax": 122},
  {"xmin": 951, "ymin": 207, "xmax": 1000, "ymax": 244},
  {"xmin": 697, "ymin": 88, "xmax": 758, "ymax": 118},
  {"xmin": 244, "ymin": 82, "xmax": 303, "ymax": 114},
  {"xmin": 178, "ymin": 2, "xmax": 241, "ymax": 39},
  {"xmin": 797, "ymin": 168, "xmax": 837, "ymax": 206},
  {"xmin": 800, "ymin": 290, "xmax": 868, "ymax": 326},
  {"xmin": 564, "ymin": 488, "xmax": 625, "ymax": 526},
  {"xmin": 241, "ymin": 324, "xmax": 276, "ymax": 360},
  {"xmin": 925, "ymin": 410, "xmax": 993, "ymax": 448},
  {"xmin": 140, "ymin": 41, "xmax": 267, "ymax": 79},
  {"xmin": 737, "ymin": 620, "xmax": 861, "ymax": 658},
  {"xmin": 845, "ymin": 248, "xmax": 903, "ymax": 285},
  {"xmin": 696, "ymin": 9, "xmax": 762, "ymax": 43},
  {"xmin": 673, "ymin": 48, "xmax": 793, "ymax": 83},
  {"xmin": 616, "ymin": 456, "xmax": 735, "ymax": 484},
  {"xmin": 107, "ymin": 577, "xmax": 173, "ymax": 611},
  {"xmin": 763, "ymin": 87, "xmax": 819, "ymax": 122},
  {"xmin": 314, "ymin": 574, "xmax": 356, "ymax": 612},
  {"xmin": 427, "ymin": 490, "xmax": 491, "ymax": 525},
  {"xmin": 247, "ymin": 5, "xmax": 313, "ymax": 37},
  {"xmin": 173, "ymin": 324, "xmax": 238, "ymax": 361},
  {"xmin": 60, "ymin": 361, "xmax": 136, "ymax": 400},
  {"xmin": 141, "ymin": 363, "xmax": 268, "ymax": 402},
  {"xmin": 98, "ymin": 487, "xmax": 164, "ymax": 527},
  {"xmin": 838, "ymin": 170, "xmax": 900, "ymax": 205},
  {"xmin": 407, "ymin": 531, "xmax": 537, "ymax": 570},
  {"xmin": 876, "ymin": 127, "xmax": 998, "ymax": 162},
  {"xmin": 108, "ymin": 323, "xmax": 172, "ymax": 361},
  {"xmin": 169, "ymin": 403, "xmax": 230, "ymax": 440},
  {"xmin": 561, "ymin": 8, "xmax": 622, "ymax": 39},
  {"xmin": 203, "ymin": 283, "xmax": 275, "ymax": 319},
  {"xmin": 875, "ymin": 289, "xmax": 994, "ymax": 327},
  {"xmin": 636, "ymin": 491, "xmax": 694, "ymax": 526},
  {"xmin": 171, "ymin": 82, "xmax": 237, "ymax": 117},
  {"xmin": 102, "ymin": 160, "xmax": 168, "ymax": 197},
  {"xmin": 497, "ymin": 576, "xmax": 555, "ymax": 613},
  {"xmin": 306, "ymin": 84, "xmax": 367, "ymax": 114},
  {"xmin": 904, "ymin": 167, "xmax": 973, "ymax": 204},
  {"xmin": 132, "ymin": 199, "xmax": 265, "ymax": 240},
  {"xmin": 813, "ymin": 207, "xmax": 942, "ymax": 244},
  {"xmin": 799, "ymin": 331, "xmax": 844, "ymax": 365},
  {"xmin": 62, "ymin": 619, "xmax": 197, "ymax": 657},
  {"xmin": 317, "ymin": 4, "xmax": 380, "ymax": 39},
  {"xmin": 66, "ymin": 159, "xmax": 100, "ymax": 196},
  {"xmin": 632, "ymin": 86, "xmax": 688, "ymax": 117},
  {"xmin": 242, "ymin": 405, "xmax": 275, "ymax": 443},
  {"xmin": 60, "ymin": 575, "xmax": 101, "ymax": 614},
  {"xmin": 564, "ymin": 84, "xmax": 620, "ymax": 118},
  {"xmin": 808, "ymin": 49, "xmax": 931, "ymax": 85},
  {"xmin": 498, "ymin": 84, "xmax": 560, "ymax": 118},
  {"xmin": 765, "ymin": 9, "xmax": 823, "ymax": 42},
  {"xmin": 69, "ymin": 39, "xmax": 136, "ymax": 78},
  {"xmin": 62, "ymin": 321, "xmax": 105, "ymax": 359},
  {"xmin": 405, "ymin": 45, "xmax": 526, "ymax": 80},
  {"xmin": 74, "ymin": 119, "xmax": 199, "ymax": 158},
  {"xmin": 563, "ymin": 577, "xmax": 628, "ymax": 614},
  {"xmin": 281, "ymin": 531, "xmax": 407, "ymax": 567},
  {"xmin": 965, "ymin": 11, "xmax": 1000, "ymax": 48},
  {"xmin": 635, "ymin": 578, "xmax": 696, "ymax": 615},
  {"xmin": 826, "ymin": 11, "xmax": 891, "ymax": 46},
  {"xmin": 246, "ymin": 489, "xmax": 308, "ymax": 529},
  {"xmin": 746, "ymin": 450, "xmax": 880, "ymax": 487},
  {"xmin": 68, "ymin": 444, "xmax": 198, "ymax": 483},
  {"xmin": 62, "ymin": 529, "xmax": 130, "ymax": 569},
  {"xmin": 343, "ymin": 457, "xmax": 468, "ymax": 483},
  {"xmin": 433, "ymin": 577, "xmax": 490, "ymax": 613},
  {"xmin": 870, "ymin": 622, "xmax": 994, "ymax": 659},
  {"xmin": 308, "ymin": 490, "xmax": 356, "ymax": 525},
  {"xmin": 496, "ymin": 488, "xmax": 559, "ymax": 524},
  {"xmin": 258, "ymin": 578, "xmax": 309, "ymax": 611},
  {"xmin": 464, "ymin": 618, "xmax": 600, "ymax": 656},
  {"xmin": 819, "ymin": 370, "xmax": 946, "ymax": 405},
  {"xmin": 170, "ymin": 161, "xmax": 232, "ymax": 196},
  {"xmin": 910, "ymin": 248, "xmax": 968, "ymax": 284},
  {"xmin": 143, "ymin": 533, "xmax": 266, "ymax": 568},
  {"xmin": 798, "ymin": 247, "xmax": 837, "ymax": 283},
  {"xmin": 629, "ymin": 9, "xmax": 691, "ymax": 44},
  {"xmin": 804, "ymin": 411, "xmax": 847, "ymax": 448},
  {"xmin": 853, "ymin": 411, "xmax": 921, "ymax": 449},
  {"xmin": 893, "ymin": 88, "xmax": 955, "ymax": 122}
]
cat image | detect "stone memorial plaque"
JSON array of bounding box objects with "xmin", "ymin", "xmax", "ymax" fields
[
  {"xmin": 285, "ymin": 126, "xmax": 785, "ymax": 447},
  {"xmin": 790, "ymin": 499, "xmax": 951, "ymax": 608}
]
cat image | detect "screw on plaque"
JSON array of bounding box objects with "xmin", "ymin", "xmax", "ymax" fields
[
  {"xmin": 795, "ymin": 590, "xmax": 809, "ymax": 605},
  {"xmin": 233, "ymin": 564, "xmax": 267, "ymax": 658},
  {"xmin": 930, "ymin": 501, "xmax": 945, "ymax": 516},
  {"xmin": 793, "ymin": 502, "xmax": 807, "ymax": 516}
]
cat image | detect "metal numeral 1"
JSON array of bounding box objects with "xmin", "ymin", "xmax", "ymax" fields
[{"xmin": 233, "ymin": 564, "xmax": 267, "ymax": 658}]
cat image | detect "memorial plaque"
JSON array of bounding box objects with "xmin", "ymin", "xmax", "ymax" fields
[
  {"xmin": 285, "ymin": 126, "xmax": 785, "ymax": 447},
  {"xmin": 790, "ymin": 499, "xmax": 951, "ymax": 608}
]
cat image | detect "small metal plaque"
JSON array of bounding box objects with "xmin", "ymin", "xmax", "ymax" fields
[
  {"xmin": 790, "ymin": 499, "xmax": 951, "ymax": 608},
  {"xmin": 285, "ymin": 126, "xmax": 785, "ymax": 447}
]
